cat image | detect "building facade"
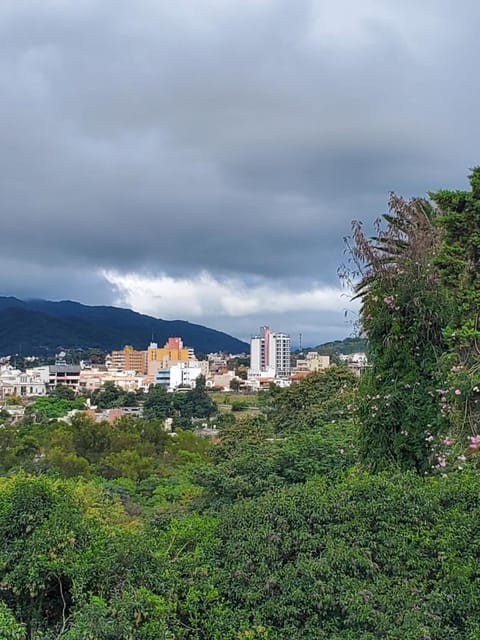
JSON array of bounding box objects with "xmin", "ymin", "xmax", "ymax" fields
[
  {"xmin": 249, "ymin": 326, "xmax": 291, "ymax": 379},
  {"xmin": 107, "ymin": 346, "xmax": 147, "ymax": 374},
  {"xmin": 147, "ymin": 338, "xmax": 192, "ymax": 376},
  {"xmin": 154, "ymin": 361, "xmax": 202, "ymax": 391},
  {"xmin": 0, "ymin": 367, "xmax": 47, "ymax": 399},
  {"xmin": 294, "ymin": 352, "xmax": 330, "ymax": 373}
]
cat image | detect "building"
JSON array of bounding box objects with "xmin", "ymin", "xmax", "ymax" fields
[
  {"xmin": 47, "ymin": 365, "xmax": 81, "ymax": 392},
  {"xmin": 0, "ymin": 366, "xmax": 47, "ymax": 399},
  {"xmin": 338, "ymin": 352, "xmax": 368, "ymax": 376},
  {"xmin": 147, "ymin": 338, "xmax": 192, "ymax": 376},
  {"xmin": 205, "ymin": 371, "xmax": 235, "ymax": 391},
  {"xmin": 249, "ymin": 326, "xmax": 291, "ymax": 380},
  {"xmin": 78, "ymin": 368, "xmax": 148, "ymax": 394},
  {"xmin": 293, "ymin": 352, "xmax": 330, "ymax": 374},
  {"xmin": 107, "ymin": 346, "xmax": 147, "ymax": 374},
  {"xmin": 207, "ymin": 353, "xmax": 228, "ymax": 374},
  {"xmin": 154, "ymin": 361, "xmax": 202, "ymax": 391}
]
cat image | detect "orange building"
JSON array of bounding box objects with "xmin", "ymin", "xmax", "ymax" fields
[{"xmin": 108, "ymin": 346, "xmax": 147, "ymax": 374}]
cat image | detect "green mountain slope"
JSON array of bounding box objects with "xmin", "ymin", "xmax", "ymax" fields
[{"xmin": 0, "ymin": 297, "xmax": 248, "ymax": 355}]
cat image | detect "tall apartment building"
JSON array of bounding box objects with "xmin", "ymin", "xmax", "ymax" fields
[
  {"xmin": 249, "ymin": 326, "xmax": 291, "ymax": 379},
  {"xmin": 108, "ymin": 346, "xmax": 147, "ymax": 374}
]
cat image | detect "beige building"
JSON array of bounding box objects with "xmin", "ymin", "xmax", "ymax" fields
[
  {"xmin": 206, "ymin": 371, "xmax": 235, "ymax": 390},
  {"xmin": 78, "ymin": 368, "xmax": 148, "ymax": 394},
  {"xmin": 293, "ymin": 352, "xmax": 330, "ymax": 373}
]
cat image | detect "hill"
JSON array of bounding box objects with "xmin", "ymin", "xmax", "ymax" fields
[
  {"xmin": 313, "ymin": 335, "xmax": 368, "ymax": 356},
  {"xmin": 0, "ymin": 297, "xmax": 248, "ymax": 355}
]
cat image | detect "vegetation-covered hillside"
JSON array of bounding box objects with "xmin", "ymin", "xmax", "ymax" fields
[
  {"xmin": 0, "ymin": 297, "xmax": 248, "ymax": 355},
  {"xmin": 313, "ymin": 335, "xmax": 368, "ymax": 357}
]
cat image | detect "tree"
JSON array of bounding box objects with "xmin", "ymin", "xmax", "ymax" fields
[
  {"xmin": 46, "ymin": 447, "xmax": 91, "ymax": 478},
  {"xmin": 30, "ymin": 396, "xmax": 86, "ymax": 420},
  {"xmin": 0, "ymin": 602, "xmax": 25, "ymax": 640},
  {"xmin": 188, "ymin": 376, "xmax": 217, "ymax": 419},
  {"xmin": 269, "ymin": 367, "xmax": 357, "ymax": 433},
  {"xmin": 229, "ymin": 378, "xmax": 241, "ymax": 392},
  {"xmin": 143, "ymin": 386, "xmax": 173, "ymax": 421},
  {"xmin": 49, "ymin": 384, "xmax": 76, "ymax": 400},
  {"xmin": 345, "ymin": 193, "xmax": 453, "ymax": 472},
  {"xmin": 93, "ymin": 381, "xmax": 123, "ymax": 410},
  {"xmin": 98, "ymin": 450, "xmax": 155, "ymax": 481},
  {"xmin": 430, "ymin": 167, "xmax": 480, "ymax": 435},
  {"xmin": 195, "ymin": 422, "xmax": 358, "ymax": 508},
  {"xmin": 197, "ymin": 471, "xmax": 480, "ymax": 639},
  {"xmin": 0, "ymin": 476, "xmax": 103, "ymax": 637},
  {"xmin": 71, "ymin": 415, "xmax": 112, "ymax": 463}
]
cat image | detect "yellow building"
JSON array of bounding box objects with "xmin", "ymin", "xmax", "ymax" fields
[{"xmin": 147, "ymin": 337, "xmax": 192, "ymax": 376}]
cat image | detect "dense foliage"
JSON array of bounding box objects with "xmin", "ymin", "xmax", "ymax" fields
[
  {"xmin": 3, "ymin": 464, "xmax": 480, "ymax": 638},
  {"xmin": 430, "ymin": 171, "xmax": 480, "ymax": 435},
  {"xmin": 346, "ymin": 171, "xmax": 480, "ymax": 471},
  {"xmin": 143, "ymin": 377, "xmax": 217, "ymax": 427}
]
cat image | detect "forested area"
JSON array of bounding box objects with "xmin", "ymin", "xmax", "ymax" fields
[{"xmin": 1, "ymin": 169, "xmax": 480, "ymax": 638}]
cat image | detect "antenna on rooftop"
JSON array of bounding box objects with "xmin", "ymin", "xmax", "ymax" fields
[{"xmin": 299, "ymin": 333, "xmax": 302, "ymax": 353}]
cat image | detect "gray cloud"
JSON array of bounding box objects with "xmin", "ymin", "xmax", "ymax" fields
[{"xmin": 1, "ymin": 0, "xmax": 479, "ymax": 343}]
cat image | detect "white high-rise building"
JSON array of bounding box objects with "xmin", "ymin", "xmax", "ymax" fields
[{"xmin": 249, "ymin": 326, "xmax": 291, "ymax": 379}]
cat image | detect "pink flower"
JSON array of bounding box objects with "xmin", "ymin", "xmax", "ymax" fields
[
  {"xmin": 443, "ymin": 437, "xmax": 455, "ymax": 446},
  {"xmin": 468, "ymin": 435, "xmax": 480, "ymax": 450},
  {"xmin": 454, "ymin": 389, "xmax": 461, "ymax": 396}
]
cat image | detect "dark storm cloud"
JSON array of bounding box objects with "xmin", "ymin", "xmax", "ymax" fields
[{"xmin": 1, "ymin": 0, "xmax": 480, "ymax": 341}]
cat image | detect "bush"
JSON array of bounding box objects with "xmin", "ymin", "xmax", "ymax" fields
[{"xmin": 196, "ymin": 470, "xmax": 480, "ymax": 639}]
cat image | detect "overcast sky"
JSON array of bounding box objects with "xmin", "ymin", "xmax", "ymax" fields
[{"xmin": 1, "ymin": 0, "xmax": 479, "ymax": 346}]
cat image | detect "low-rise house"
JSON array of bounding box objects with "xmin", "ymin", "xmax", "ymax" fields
[
  {"xmin": 338, "ymin": 352, "xmax": 369, "ymax": 376},
  {"xmin": 293, "ymin": 352, "xmax": 330, "ymax": 373},
  {"xmin": 206, "ymin": 371, "xmax": 235, "ymax": 391}
]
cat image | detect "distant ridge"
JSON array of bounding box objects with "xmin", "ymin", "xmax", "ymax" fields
[
  {"xmin": 0, "ymin": 297, "xmax": 248, "ymax": 355},
  {"xmin": 313, "ymin": 336, "xmax": 368, "ymax": 356}
]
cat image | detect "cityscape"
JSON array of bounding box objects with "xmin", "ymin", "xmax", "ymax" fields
[{"xmin": 0, "ymin": 326, "xmax": 367, "ymax": 406}]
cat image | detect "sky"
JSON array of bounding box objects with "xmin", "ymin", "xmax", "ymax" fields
[{"xmin": 1, "ymin": 0, "xmax": 480, "ymax": 346}]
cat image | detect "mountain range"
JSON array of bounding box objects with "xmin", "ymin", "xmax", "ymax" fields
[{"xmin": 0, "ymin": 297, "xmax": 248, "ymax": 356}]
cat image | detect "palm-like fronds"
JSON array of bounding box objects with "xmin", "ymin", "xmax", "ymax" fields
[{"xmin": 346, "ymin": 194, "xmax": 441, "ymax": 302}]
